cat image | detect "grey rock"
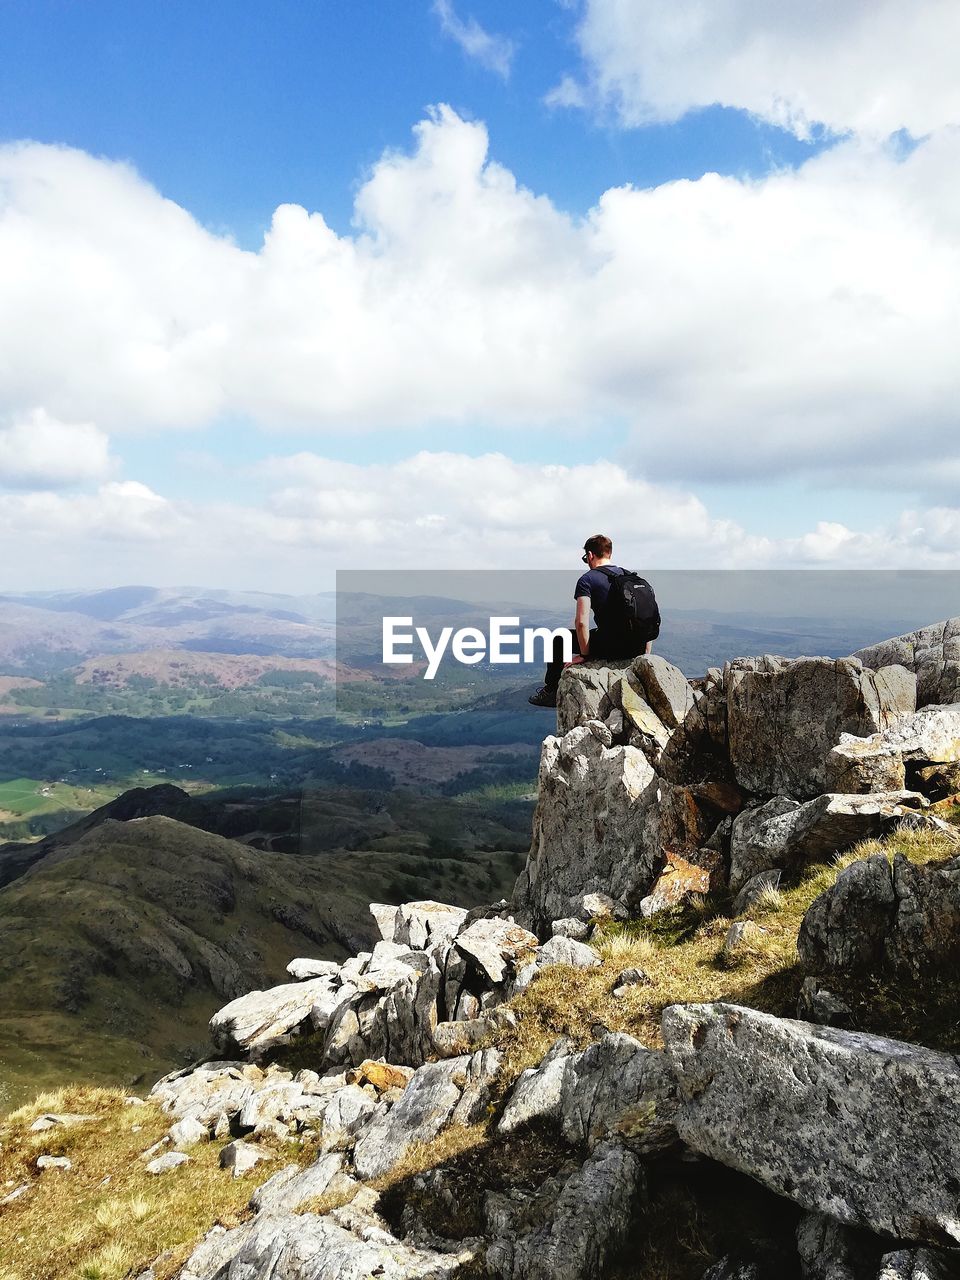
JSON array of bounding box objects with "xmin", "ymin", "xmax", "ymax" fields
[
  {"xmin": 286, "ymin": 958, "xmax": 341, "ymax": 981},
  {"xmin": 559, "ymin": 1033, "xmax": 678, "ymax": 1153},
  {"xmin": 28, "ymin": 1111, "xmax": 96, "ymax": 1132},
  {"xmin": 732, "ymin": 869, "xmax": 782, "ymax": 917},
  {"xmin": 393, "ymin": 900, "xmax": 467, "ymax": 951},
  {"xmin": 36, "ymin": 1155, "xmax": 72, "ymax": 1171},
  {"xmin": 799, "ymin": 850, "xmax": 960, "ymax": 979},
  {"xmin": 219, "ymin": 1139, "xmax": 271, "ymax": 1178},
  {"xmin": 455, "ymin": 918, "xmax": 539, "ymax": 983},
  {"xmin": 498, "ymin": 1044, "xmax": 570, "ymax": 1134},
  {"xmin": 853, "ymin": 619, "xmax": 960, "ymax": 707},
  {"xmin": 536, "ymin": 935, "xmax": 601, "ymax": 970},
  {"xmin": 251, "ymin": 1152, "xmax": 357, "ymax": 1214},
  {"xmin": 570, "ymin": 891, "xmax": 629, "ymax": 923},
  {"xmin": 795, "ymin": 1211, "xmax": 876, "ymax": 1280},
  {"xmin": 486, "ymin": 1140, "xmax": 644, "ymax": 1280},
  {"xmin": 353, "ymin": 1049, "xmax": 501, "ymax": 1180},
  {"xmin": 314, "ymin": 1084, "xmax": 377, "ymax": 1152},
  {"xmin": 612, "ymin": 967, "xmax": 651, "ymax": 997},
  {"xmin": 145, "ymin": 1151, "xmax": 190, "ymax": 1175},
  {"xmin": 727, "ymin": 658, "xmax": 915, "ymax": 798},
  {"xmin": 721, "ymin": 920, "xmax": 766, "ymax": 963},
  {"xmin": 0, "ymin": 1184, "xmax": 31, "ymax": 1205},
  {"xmin": 432, "ymin": 1008, "xmax": 517, "ymax": 1058},
  {"xmin": 369, "ymin": 902, "xmax": 399, "ymax": 941},
  {"xmin": 796, "ymin": 977, "xmax": 853, "ymax": 1027},
  {"xmin": 701, "ymin": 1261, "xmax": 765, "ymax": 1280},
  {"xmin": 631, "ymin": 654, "xmax": 697, "ymax": 729},
  {"xmin": 663, "ymin": 1002, "xmax": 960, "ymax": 1244},
  {"xmin": 878, "ymin": 1249, "xmax": 960, "ymax": 1279},
  {"xmin": 210, "ymin": 977, "xmax": 339, "ymax": 1053},
  {"xmin": 729, "ymin": 792, "xmax": 925, "ymax": 892},
  {"xmin": 514, "ymin": 727, "xmax": 660, "ymax": 933},
  {"xmin": 239, "ymin": 1081, "xmax": 303, "ymax": 1132},
  {"xmin": 828, "ymin": 703, "xmax": 960, "ymax": 795},
  {"xmin": 556, "ymin": 662, "xmax": 625, "ymax": 733},
  {"xmin": 550, "ymin": 917, "xmax": 592, "ymax": 941},
  {"xmin": 169, "ymin": 1115, "xmax": 208, "ymax": 1149}
]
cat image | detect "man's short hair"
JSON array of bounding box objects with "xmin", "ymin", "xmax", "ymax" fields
[{"xmin": 583, "ymin": 534, "xmax": 613, "ymax": 558}]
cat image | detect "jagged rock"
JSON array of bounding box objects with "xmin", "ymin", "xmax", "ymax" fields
[
  {"xmin": 618, "ymin": 675, "xmax": 671, "ymax": 753},
  {"xmin": 612, "ymin": 967, "xmax": 651, "ymax": 997},
  {"xmin": 0, "ymin": 1184, "xmax": 31, "ymax": 1205},
  {"xmin": 219, "ymin": 1139, "xmax": 271, "ymax": 1178},
  {"xmin": 454, "ymin": 918, "xmax": 539, "ymax": 983},
  {"xmin": 878, "ymin": 1248, "xmax": 960, "ymax": 1279},
  {"xmin": 828, "ymin": 703, "xmax": 960, "ymax": 795},
  {"xmin": 733, "ymin": 869, "xmax": 782, "ymax": 917},
  {"xmin": 152, "ymin": 1062, "xmax": 262, "ymax": 1126},
  {"xmin": 663, "ymin": 1002, "xmax": 960, "ymax": 1244},
  {"xmin": 640, "ymin": 849, "xmax": 715, "ymax": 917},
  {"xmin": 631, "ymin": 655, "xmax": 697, "ymax": 729},
  {"xmin": 550, "ymin": 917, "xmax": 592, "ymax": 941},
  {"xmin": 251, "ymin": 1153, "xmax": 358, "ymax": 1215},
  {"xmin": 485, "ymin": 1140, "xmax": 644, "ymax": 1280},
  {"xmin": 798, "ymin": 851, "xmax": 960, "ymax": 979},
  {"xmin": 795, "ymin": 1211, "xmax": 877, "ymax": 1280},
  {"xmin": 498, "ymin": 1039, "xmax": 573, "ymax": 1134},
  {"xmin": 353, "ymin": 1050, "xmax": 501, "ymax": 1180},
  {"xmin": 239, "ymin": 1081, "xmax": 304, "ymax": 1131},
  {"xmin": 854, "ymin": 618, "xmax": 960, "ymax": 707},
  {"xmin": 556, "ymin": 662, "xmax": 626, "ymax": 733},
  {"xmin": 169, "ymin": 1116, "xmax": 208, "ymax": 1149},
  {"xmin": 559, "ymin": 1034, "xmax": 678, "ymax": 1153},
  {"xmin": 393, "ymin": 901, "xmax": 467, "ymax": 951},
  {"xmin": 210, "ymin": 976, "xmax": 339, "ymax": 1053},
  {"xmin": 146, "ymin": 1151, "xmax": 190, "ymax": 1175},
  {"xmin": 514, "ymin": 727, "xmax": 660, "ymax": 932},
  {"xmin": 180, "ymin": 1203, "xmax": 477, "ymax": 1280},
  {"xmin": 727, "ymin": 658, "xmax": 915, "ymax": 798},
  {"xmin": 729, "ymin": 792, "xmax": 925, "ymax": 891},
  {"xmin": 826, "ymin": 736, "xmax": 907, "ymax": 794},
  {"xmin": 286, "ymin": 958, "xmax": 341, "ymax": 981},
  {"xmin": 29, "ymin": 1112, "xmax": 96, "ymax": 1132},
  {"xmin": 369, "ymin": 903, "xmax": 399, "ymax": 941},
  {"xmin": 36, "ymin": 1155, "xmax": 72, "ymax": 1171},
  {"xmin": 796, "ymin": 977, "xmax": 853, "ymax": 1027},
  {"xmin": 536, "ymin": 935, "xmax": 601, "ymax": 969}
]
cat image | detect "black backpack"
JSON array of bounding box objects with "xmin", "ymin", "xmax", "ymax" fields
[{"xmin": 597, "ymin": 567, "xmax": 661, "ymax": 645}]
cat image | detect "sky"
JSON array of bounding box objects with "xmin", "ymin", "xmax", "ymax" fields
[{"xmin": 2, "ymin": 0, "xmax": 960, "ymax": 592}]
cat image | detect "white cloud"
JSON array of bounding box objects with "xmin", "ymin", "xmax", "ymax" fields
[
  {"xmin": 433, "ymin": 0, "xmax": 516, "ymax": 78},
  {"xmin": 2, "ymin": 110, "xmax": 960, "ymax": 492},
  {"xmin": 568, "ymin": 0, "xmax": 960, "ymax": 138},
  {"xmin": 0, "ymin": 409, "xmax": 115, "ymax": 488},
  {"xmin": 3, "ymin": 451, "xmax": 960, "ymax": 591}
]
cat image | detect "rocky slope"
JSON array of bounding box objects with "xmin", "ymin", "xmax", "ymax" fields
[{"xmin": 5, "ymin": 617, "xmax": 960, "ymax": 1279}]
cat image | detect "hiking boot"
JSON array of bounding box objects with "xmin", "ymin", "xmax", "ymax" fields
[{"xmin": 528, "ymin": 686, "xmax": 558, "ymax": 708}]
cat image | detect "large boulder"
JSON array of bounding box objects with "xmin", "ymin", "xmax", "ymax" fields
[
  {"xmin": 513, "ymin": 724, "xmax": 661, "ymax": 933},
  {"xmin": 726, "ymin": 658, "xmax": 915, "ymax": 798},
  {"xmin": 729, "ymin": 792, "xmax": 925, "ymax": 891},
  {"xmin": 630, "ymin": 655, "xmax": 697, "ymax": 730},
  {"xmin": 853, "ymin": 618, "xmax": 960, "ymax": 708},
  {"xmin": 798, "ymin": 851, "xmax": 960, "ymax": 979},
  {"xmin": 556, "ymin": 662, "xmax": 629, "ymax": 733},
  {"xmin": 663, "ymin": 1002, "xmax": 960, "ymax": 1245},
  {"xmin": 210, "ymin": 976, "xmax": 340, "ymax": 1054}
]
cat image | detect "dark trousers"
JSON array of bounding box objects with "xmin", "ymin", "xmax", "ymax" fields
[{"xmin": 544, "ymin": 628, "xmax": 606, "ymax": 690}]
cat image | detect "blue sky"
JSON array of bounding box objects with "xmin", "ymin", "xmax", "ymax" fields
[{"xmin": 1, "ymin": 0, "xmax": 959, "ymax": 589}]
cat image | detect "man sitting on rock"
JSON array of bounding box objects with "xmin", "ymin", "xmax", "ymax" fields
[{"xmin": 528, "ymin": 533, "xmax": 658, "ymax": 708}]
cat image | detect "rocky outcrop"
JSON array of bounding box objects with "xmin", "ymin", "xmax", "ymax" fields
[
  {"xmin": 853, "ymin": 618, "xmax": 960, "ymax": 708},
  {"xmin": 725, "ymin": 658, "xmax": 915, "ymax": 799},
  {"xmin": 663, "ymin": 1002, "xmax": 960, "ymax": 1246},
  {"xmin": 729, "ymin": 791, "xmax": 926, "ymax": 892}
]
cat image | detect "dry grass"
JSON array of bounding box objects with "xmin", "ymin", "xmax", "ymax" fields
[{"xmin": 0, "ymin": 1086, "xmax": 313, "ymax": 1280}]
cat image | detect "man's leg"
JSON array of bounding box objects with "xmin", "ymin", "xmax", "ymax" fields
[{"xmin": 543, "ymin": 628, "xmax": 580, "ymax": 691}]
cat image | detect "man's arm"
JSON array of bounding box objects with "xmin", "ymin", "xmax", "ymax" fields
[{"xmin": 575, "ymin": 596, "xmax": 591, "ymax": 657}]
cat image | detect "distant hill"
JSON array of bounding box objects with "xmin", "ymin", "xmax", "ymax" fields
[{"xmin": 0, "ymin": 787, "xmax": 526, "ymax": 1111}]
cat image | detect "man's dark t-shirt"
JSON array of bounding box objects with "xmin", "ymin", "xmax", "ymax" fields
[{"xmin": 575, "ymin": 565, "xmax": 624, "ymax": 634}]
